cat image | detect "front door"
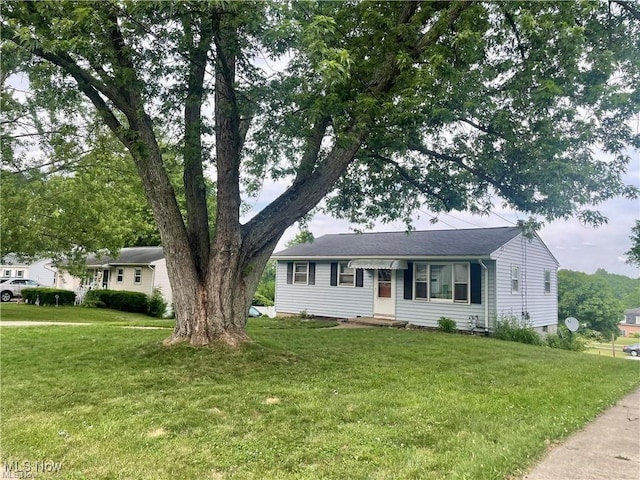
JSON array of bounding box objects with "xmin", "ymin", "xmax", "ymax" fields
[
  {"xmin": 374, "ymin": 269, "xmax": 395, "ymax": 318},
  {"xmin": 102, "ymin": 269, "xmax": 110, "ymax": 289}
]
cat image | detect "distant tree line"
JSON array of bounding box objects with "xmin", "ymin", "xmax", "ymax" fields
[{"xmin": 558, "ymin": 269, "xmax": 639, "ymax": 336}]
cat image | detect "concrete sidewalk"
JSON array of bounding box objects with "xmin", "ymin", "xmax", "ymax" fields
[{"xmin": 523, "ymin": 387, "xmax": 640, "ymax": 480}]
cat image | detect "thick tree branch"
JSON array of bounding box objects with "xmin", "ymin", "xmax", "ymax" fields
[
  {"xmin": 182, "ymin": 11, "xmax": 216, "ymax": 277},
  {"xmin": 3, "ymin": 24, "xmax": 133, "ymax": 136},
  {"xmin": 242, "ymin": 130, "xmax": 366, "ymax": 256},
  {"xmin": 212, "ymin": 14, "xmax": 243, "ymax": 258},
  {"xmin": 103, "ymin": 8, "xmax": 147, "ymax": 123},
  {"xmin": 293, "ymin": 115, "xmax": 331, "ymax": 185},
  {"xmin": 412, "ymin": 1, "xmax": 473, "ymax": 59}
]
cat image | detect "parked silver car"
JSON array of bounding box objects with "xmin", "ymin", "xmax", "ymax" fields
[
  {"xmin": 622, "ymin": 343, "xmax": 640, "ymax": 357},
  {"xmin": 0, "ymin": 279, "xmax": 40, "ymax": 302}
]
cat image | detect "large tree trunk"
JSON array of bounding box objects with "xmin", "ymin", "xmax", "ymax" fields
[{"xmin": 163, "ymin": 236, "xmax": 278, "ymax": 347}]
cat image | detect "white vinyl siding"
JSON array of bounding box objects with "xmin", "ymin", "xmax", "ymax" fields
[
  {"xmin": 494, "ymin": 234, "xmax": 558, "ymax": 330},
  {"xmin": 150, "ymin": 259, "xmax": 172, "ymax": 308},
  {"xmin": 109, "ymin": 266, "xmax": 154, "ymax": 296},
  {"xmin": 276, "ymin": 261, "xmax": 373, "ymax": 318}
]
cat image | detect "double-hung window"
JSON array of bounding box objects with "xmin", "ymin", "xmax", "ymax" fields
[
  {"xmin": 453, "ymin": 264, "xmax": 469, "ymax": 302},
  {"xmin": 544, "ymin": 270, "xmax": 551, "ymax": 293},
  {"xmin": 293, "ymin": 262, "xmax": 308, "ymax": 284},
  {"xmin": 430, "ymin": 264, "xmax": 453, "ymax": 300},
  {"xmin": 414, "ymin": 263, "xmax": 428, "ymax": 299},
  {"xmin": 117, "ymin": 268, "xmax": 124, "ymax": 283},
  {"xmin": 414, "ymin": 263, "xmax": 469, "ymax": 302},
  {"xmin": 338, "ymin": 262, "xmax": 355, "ymax": 286},
  {"xmin": 134, "ymin": 268, "xmax": 142, "ymax": 284},
  {"xmin": 511, "ymin": 265, "xmax": 520, "ymax": 293}
]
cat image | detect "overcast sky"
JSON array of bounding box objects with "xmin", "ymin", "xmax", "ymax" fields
[{"xmin": 247, "ymin": 147, "xmax": 640, "ymax": 279}]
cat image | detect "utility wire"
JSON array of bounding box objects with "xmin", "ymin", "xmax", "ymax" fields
[
  {"xmin": 490, "ymin": 210, "xmax": 517, "ymax": 225},
  {"xmin": 418, "ymin": 209, "xmax": 458, "ymax": 229}
]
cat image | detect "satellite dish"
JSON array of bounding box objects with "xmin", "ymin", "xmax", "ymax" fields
[{"xmin": 565, "ymin": 317, "xmax": 579, "ymax": 332}]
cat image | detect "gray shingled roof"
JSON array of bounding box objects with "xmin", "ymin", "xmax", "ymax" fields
[
  {"xmin": 273, "ymin": 227, "xmax": 523, "ymax": 258},
  {"xmin": 87, "ymin": 246, "xmax": 165, "ymax": 266}
]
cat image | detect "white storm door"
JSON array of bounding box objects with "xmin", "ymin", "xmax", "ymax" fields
[{"xmin": 374, "ymin": 269, "xmax": 395, "ymax": 318}]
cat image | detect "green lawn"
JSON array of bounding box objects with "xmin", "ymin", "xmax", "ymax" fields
[
  {"xmin": 0, "ymin": 303, "xmax": 173, "ymax": 327},
  {"xmin": 585, "ymin": 335, "xmax": 640, "ymax": 358},
  {"xmin": 1, "ymin": 311, "xmax": 639, "ymax": 479}
]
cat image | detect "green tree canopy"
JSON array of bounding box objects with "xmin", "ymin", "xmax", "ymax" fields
[
  {"xmin": 285, "ymin": 230, "xmax": 315, "ymax": 248},
  {"xmin": 625, "ymin": 221, "xmax": 640, "ymax": 268},
  {"xmin": 593, "ymin": 268, "xmax": 640, "ymax": 309},
  {"xmin": 0, "ymin": 131, "xmax": 162, "ymax": 262},
  {"xmin": 2, "ymin": 1, "xmax": 639, "ymax": 347},
  {"xmin": 558, "ymin": 269, "xmax": 627, "ymax": 335}
]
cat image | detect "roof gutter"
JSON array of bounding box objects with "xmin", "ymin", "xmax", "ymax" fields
[{"xmin": 273, "ymin": 255, "xmax": 493, "ymax": 261}]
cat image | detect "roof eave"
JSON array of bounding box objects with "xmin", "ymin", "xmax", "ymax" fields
[{"xmin": 272, "ymin": 254, "xmax": 494, "ymax": 261}]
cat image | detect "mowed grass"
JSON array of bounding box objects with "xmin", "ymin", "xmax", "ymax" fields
[
  {"xmin": 0, "ymin": 303, "xmax": 173, "ymax": 327},
  {"xmin": 585, "ymin": 335, "xmax": 640, "ymax": 358},
  {"xmin": 1, "ymin": 316, "xmax": 639, "ymax": 479}
]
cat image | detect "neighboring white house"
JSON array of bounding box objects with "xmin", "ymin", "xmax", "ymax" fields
[
  {"xmin": 55, "ymin": 247, "xmax": 172, "ymax": 307},
  {"xmin": 620, "ymin": 308, "xmax": 640, "ymax": 337},
  {"xmin": 272, "ymin": 226, "xmax": 559, "ymax": 334},
  {"xmin": 0, "ymin": 254, "xmax": 56, "ymax": 286}
]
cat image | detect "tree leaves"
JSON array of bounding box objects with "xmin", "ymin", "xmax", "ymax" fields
[{"xmin": 2, "ymin": 0, "xmax": 639, "ymax": 256}]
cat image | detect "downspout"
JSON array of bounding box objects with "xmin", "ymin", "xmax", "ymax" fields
[{"xmin": 478, "ymin": 259, "xmax": 489, "ymax": 333}]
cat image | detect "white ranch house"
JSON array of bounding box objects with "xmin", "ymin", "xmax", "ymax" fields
[
  {"xmin": 273, "ymin": 227, "xmax": 559, "ymax": 334},
  {"xmin": 55, "ymin": 247, "xmax": 172, "ymax": 307}
]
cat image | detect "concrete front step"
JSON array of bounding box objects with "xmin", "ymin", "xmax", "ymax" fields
[{"xmin": 347, "ymin": 317, "xmax": 408, "ymax": 328}]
